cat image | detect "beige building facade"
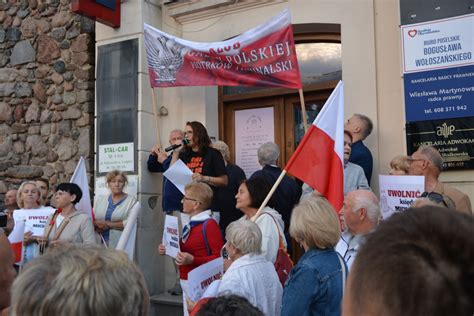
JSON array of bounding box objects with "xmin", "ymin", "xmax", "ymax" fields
[{"xmin": 95, "ymin": 0, "xmax": 473, "ymax": 299}]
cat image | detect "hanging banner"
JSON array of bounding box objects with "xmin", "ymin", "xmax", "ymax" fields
[
  {"xmin": 401, "ymin": 14, "xmax": 474, "ymax": 122},
  {"xmin": 406, "ymin": 117, "xmax": 474, "ymax": 170},
  {"xmin": 379, "ymin": 175, "xmax": 425, "ymax": 220},
  {"xmin": 144, "ymin": 9, "xmax": 301, "ymax": 89}
]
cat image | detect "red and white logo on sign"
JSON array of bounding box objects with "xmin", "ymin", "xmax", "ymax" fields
[{"xmin": 407, "ymin": 29, "xmax": 417, "ymax": 38}]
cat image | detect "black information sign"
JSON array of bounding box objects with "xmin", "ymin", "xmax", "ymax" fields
[{"xmin": 406, "ymin": 117, "xmax": 474, "ymax": 170}]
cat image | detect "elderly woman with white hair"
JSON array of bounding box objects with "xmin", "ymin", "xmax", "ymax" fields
[{"xmin": 218, "ymin": 220, "xmax": 282, "ymax": 316}]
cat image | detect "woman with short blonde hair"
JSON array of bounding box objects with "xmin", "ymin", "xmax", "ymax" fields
[
  {"xmin": 289, "ymin": 197, "xmax": 341, "ymax": 249},
  {"xmin": 12, "ymin": 181, "xmax": 55, "ymax": 263},
  {"xmin": 282, "ymin": 196, "xmax": 346, "ymax": 316},
  {"xmin": 389, "ymin": 155, "xmax": 409, "ymax": 175},
  {"xmin": 94, "ymin": 170, "xmax": 137, "ymax": 248}
]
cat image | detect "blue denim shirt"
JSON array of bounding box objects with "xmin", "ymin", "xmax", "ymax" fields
[{"xmin": 281, "ymin": 247, "xmax": 346, "ymax": 316}]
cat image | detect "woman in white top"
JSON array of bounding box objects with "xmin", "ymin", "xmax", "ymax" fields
[
  {"xmin": 235, "ymin": 177, "xmax": 286, "ymax": 263},
  {"xmin": 12, "ymin": 181, "xmax": 55, "ymax": 263},
  {"xmin": 94, "ymin": 170, "xmax": 137, "ymax": 248},
  {"xmin": 218, "ymin": 220, "xmax": 282, "ymax": 316}
]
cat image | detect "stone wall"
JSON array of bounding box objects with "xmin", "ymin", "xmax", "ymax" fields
[{"xmin": 0, "ymin": 0, "xmax": 95, "ymax": 198}]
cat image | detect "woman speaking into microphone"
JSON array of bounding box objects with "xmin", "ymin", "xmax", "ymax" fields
[{"xmin": 171, "ymin": 121, "xmax": 228, "ymax": 210}]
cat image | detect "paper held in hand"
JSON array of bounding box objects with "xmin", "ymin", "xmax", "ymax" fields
[
  {"xmin": 162, "ymin": 215, "xmax": 180, "ymax": 258},
  {"xmin": 187, "ymin": 257, "xmax": 224, "ymax": 302},
  {"xmin": 379, "ymin": 175, "xmax": 425, "ymax": 219},
  {"xmin": 163, "ymin": 159, "xmax": 193, "ymax": 194}
]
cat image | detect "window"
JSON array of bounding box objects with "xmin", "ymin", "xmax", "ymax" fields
[{"xmin": 96, "ymin": 39, "xmax": 138, "ymax": 174}]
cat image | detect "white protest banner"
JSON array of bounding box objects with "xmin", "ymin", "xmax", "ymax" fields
[
  {"xmin": 13, "ymin": 207, "xmax": 55, "ymax": 236},
  {"xmin": 162, "ymin": 215, "xmax": 180, "ymax": 258},
  {"xmin": 163, "ymin": 159, "xmax": 193, "ymax": 194},
  {"xmin": 188, "ymin": 257, "xmax": 224, "ymax": 302},
  {"xmin": 379, "ymin": 175, "xmax": 425, "ymax": 219}
]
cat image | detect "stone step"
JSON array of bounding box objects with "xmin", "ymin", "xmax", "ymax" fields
[{"xmin": 149, "ymin": 292, "xmax": 183, "ymax": 316}]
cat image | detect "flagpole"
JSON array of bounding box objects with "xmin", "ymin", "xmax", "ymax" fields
[
  {"xmin": 298, "ymin": 89, "xmax": 308, "ymax": 133},
  {"xmin": 150, "ymin": 87, "xmax": 162, "ymax": 147},
  {"xmin": 251, "ymin": 170, "xmax": 287, "ymax": 221}
]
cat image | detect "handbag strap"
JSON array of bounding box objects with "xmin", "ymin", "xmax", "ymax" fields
[
  {"xmin": 259, "ymin": 212, "xmax": 285, "ymax": 250},
  {"xmin": 337, "ymin": 253, "xmax": 347, "ymax": 297}
]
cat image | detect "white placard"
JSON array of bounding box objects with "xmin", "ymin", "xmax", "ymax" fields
[
  {"xmin": 379, "ymin": 175, "xmax": 425, "ymax": 219},
  {"xmin": 401, "ymin": 14, "xmax": 474, "ymax": 73},
  {"xmin": 235, "ymin": 107, "xmax": 275, "ymax": 178},
  {"xmin": 94, "ymin": 175, "xmax": 138, "ymax": 198},
  {"xmin": 162, "ymin": 215, "xmax": 180, "ymax": 259},
  {"xmin": 188, "ymin": 257, "xmax": 224, "ymax": 302},
  {"xmin": 13, "ymin": 207, "xmax": 55, "ymax": 236},
  {"xmin": 98, "ymin": 142, "xmax": 134, "ymax": 173},
  {"xmin": 163, "ymin": 159, "xmax": 193, "ymax": 194}
]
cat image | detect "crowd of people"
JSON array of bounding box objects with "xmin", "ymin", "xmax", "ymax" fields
[{"xmin": 0, "ymin": 116, "xmax": 473, "ymax": 315}]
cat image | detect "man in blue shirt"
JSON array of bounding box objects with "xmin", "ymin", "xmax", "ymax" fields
[
  {"xmin": 148, "ymin": 129, "xmax": 184, "ymax": 214},
  {"xmin": 344, "ymin": 114, "xmax": 374, "ymax": 185},
  {"xmin": 147, "ymin": 129, "xmax": 184, "ymax": 295}
]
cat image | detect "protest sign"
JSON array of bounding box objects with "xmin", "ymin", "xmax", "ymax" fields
[
  {"xmin": 379, "ymin": 175, "xmax": 425, "ymax": 219},
  {"xmin": 13, "ymin": 207, "xmax": 55, "ymax": 236},
  {"xmin": 188, "ymin": 257, "xmax": 224, "ymax": 302},
  {"xmin": 162, "ymin": 215, "xmax": 180, "ymax": 258}
]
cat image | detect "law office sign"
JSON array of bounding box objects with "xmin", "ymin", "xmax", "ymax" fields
[
  {"xmin": 401, "ymin": 14, "xmax": 473, "ymax": 122},
  {"xmin": 406, "ymin": 117, "xmax": 474, "ymax": 171}
]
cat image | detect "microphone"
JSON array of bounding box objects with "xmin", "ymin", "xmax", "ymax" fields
[{"xmin": 164, "ymin": 139, "xmax": 189, "ymax": 152}]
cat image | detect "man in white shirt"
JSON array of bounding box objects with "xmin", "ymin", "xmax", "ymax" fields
[{"xmin": 336, "ymin": 190, "xmax": 380, "ymax": 270}]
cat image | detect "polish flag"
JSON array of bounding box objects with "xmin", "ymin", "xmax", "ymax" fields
[
  {"xmin": 285, "ymin": 81, "xmax": 345, "ymax": 211},
  {"xmin": 8, "ymin": 220, "xmax": 25, "ymax": 264}
]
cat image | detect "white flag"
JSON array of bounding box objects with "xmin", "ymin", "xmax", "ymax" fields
[
  {"xmin": 70, "ymin": 157, "xmax": 93, "ymax": 218},
  {"xmin": 116, "ymin": 202, "xmax": 140, "ymax": 260}
]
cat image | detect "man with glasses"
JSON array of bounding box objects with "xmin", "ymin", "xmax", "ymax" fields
[{"xmin": 408, "ymin": 145, "xmax": 472, "ymax": 215}]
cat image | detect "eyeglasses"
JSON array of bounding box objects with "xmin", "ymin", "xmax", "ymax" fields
[
  {"xmin": 181, "ymin": 196, "xmax": 199, "ymax": 203},
  {"xmin": 220, "ymin": 245, "xmax": 229, "ymax": 260},
  {"xmin": 420, "ymin": 192, "xmax": 449, "ymax": 208}
]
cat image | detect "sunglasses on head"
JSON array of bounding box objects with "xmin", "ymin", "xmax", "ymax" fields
[{"xmin": 420, "ymin": 192, "xmax": 449, "ymax": 208}]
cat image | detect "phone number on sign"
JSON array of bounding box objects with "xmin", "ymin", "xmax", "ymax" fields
[{"xmin": 432, "ymin": 105, "xmax": 468, "ymax": 113}]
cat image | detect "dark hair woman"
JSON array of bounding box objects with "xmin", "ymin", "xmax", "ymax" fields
[
  {"xmin": 235, "ymin": 176, "xmax": 286, "ymax": 264},
  {"xmin": 170, "ymin": 121, "xmax": 228, "ymax": 209},
  {"xmin": 40, "ymin": 183, "xmax": 98, "ymax": 251}
]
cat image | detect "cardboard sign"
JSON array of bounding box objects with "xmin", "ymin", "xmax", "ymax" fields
[
  {"xmin": 379, "ymin": 175, "xmax": 425, "ymax": 219},
  {"xmin": 162, "ymin": 215, "xmax": 180, "ymax": 258},
  {"xmin": 188, "ymin": 257, "xmax": 224, "ymax": 302}
]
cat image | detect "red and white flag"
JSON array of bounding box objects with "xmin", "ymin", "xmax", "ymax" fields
[
  {"xmin": 285, "ymin": 81, "xmax": 345, "ymax": 211},
  {"xmin": 144, "ymin": 9, "xmax": 301, "ymax": 89},
  {"xmin": 8, "ymin": 220, "xmax": 25, "ymax": 264},
  {"xmin": 70, "ymin": 156, "xmax": 93, "ymax": 219}
]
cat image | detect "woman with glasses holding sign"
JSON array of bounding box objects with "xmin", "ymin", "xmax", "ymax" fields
[{"xmin": 158, "ymin": 182, "xmax": 224, "ymax": 316}]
